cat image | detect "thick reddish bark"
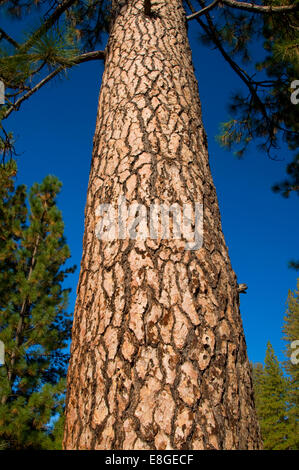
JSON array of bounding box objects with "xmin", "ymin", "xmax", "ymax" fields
[{"xmin": 63, "ymin": 0, "xmax": 262, "ymax": 450}]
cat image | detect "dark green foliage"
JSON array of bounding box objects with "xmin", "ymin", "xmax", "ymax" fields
[
  {"xmin": 252, "ymin": 362, "xmax": 265, "ymax": 414},
  {"xmin": 282, "ymin": 279, "xmax": 299, "ymax": 449},
  {"xmin": 0, "ymin": 160, "xmax": 74, "ymax": 449},
  {"xmin": 252, "ymin": 343, "xmax": 290, "ymax": 449},
  {"xmin": 253, "ymin": 280, "xmax": 299, "ymax": 449},
  {"xmin": 0, "ymin": 1, "xmax": 111, "ymax": 158},
  {"xmin": 214, "ymin": 1, "xmax": 299, "ymax": 163},
  {"xmin": 65, "ymin": 0, "xmax": 111, "ymax": 50},
  {"xmin": 184, "ymin": 0, "xmax": 299, "ymax": 267},
  {"xmin": 185, "ymin": 0, "xmax": 299, "ymax": 197}
]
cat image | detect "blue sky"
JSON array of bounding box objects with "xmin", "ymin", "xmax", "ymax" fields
[{"xmin": 2, "ymin": 11, "xmax": 299, "ymax": 366}]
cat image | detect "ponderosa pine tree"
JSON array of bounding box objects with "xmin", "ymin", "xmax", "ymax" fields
[
  {"xmin": 0, "ymin": 160, "xmax": 74, "ymax": 449},
  {"xmin": 1, "ymin": 0, "xmax": 298, "ymax": 450},
  {"xmin": 63, "ymin": 0, "xmax": 262, "ymax": 450},
  {"xmin": 283, "ymin": 279, "xmax": 299, "ymax": 449}
]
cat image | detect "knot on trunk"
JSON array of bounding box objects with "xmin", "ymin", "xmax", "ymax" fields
[{"xmin": 238, "ymin": 283, "xmax": 248, "ymax": 294}]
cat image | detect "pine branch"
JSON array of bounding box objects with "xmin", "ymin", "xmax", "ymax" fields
[
  {"xmin": 0, "ymin": 125, "xmax": 15, "ymax": 162},
  {"xmin": 185, "ymin": 0, "xmax": 298, "ymax": 20},
  {"xmin": 2, "ymin": 50, "xmax": 105, "ymax": 120},
  {"xmin": 185, "ymin": 0, "xmax": 276, "ymax": 142},
  {"xmin": 222, "ymin": 0, "xmax": 299, "ymax": 14},
  {"xmin": 2, "ymin": 232, "xmax": 41, "ymax": 405},
  {"xmin": 74, "ymin": 49, "xmax": 106, "ymax": 64},
  {"xmin": 19, "ymin": 0, "xmax": 77, "ymax": 54},
  {"xmin": 186, "ymin": 0, "xmax": 220, "ymax": 20},
  {"xmin": 0, "ymin": 27, "xmax": 20, "ymax": 48}
]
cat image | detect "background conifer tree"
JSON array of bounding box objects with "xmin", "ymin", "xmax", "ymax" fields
[
  {"xmin": 0, "ymin": 160, "xmax": 74, "ymax": 449},
  {"xmin": 252, "ymin": 280, "xmax": 299, "ymax": 450},
  {"xmin": 282, "ymin": 279, "xmax": 299, "ymax": 449},
  {"xmin": 253, "ymin": 342, "xmax": 289, "ymax": 449},
  {"xmin": 252, "ymin": 361, "xmax": 265, "ymax": 414}
]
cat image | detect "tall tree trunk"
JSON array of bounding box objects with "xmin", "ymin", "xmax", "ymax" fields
[{"xmin": 63, "ymin": 0, "xmax": 262, "ymax": 450}]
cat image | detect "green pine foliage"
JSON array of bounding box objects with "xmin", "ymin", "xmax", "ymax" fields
[
  {"xmin": 252, "ymin": 362, "xmax": 265, "ymax": 415},
  {"xmin": 253, "ymin": 281, "xmax": 299, "ymax": 450},
  {"xmin": 215, "ymin": 1, "xmax": 299, "ymax": 150},
  {"xmin": 1, "ymin": 1, "xmax": 298, "ymax": 198},
  {"xmin": 252, "ymin": 342, "xmax": 290, "ymax": 449},
  {"xmin": 0, "ymin": 160, "xmax": 74, "ymax": 449},
  {"xmin": 0, "ymin": 4, "xmax": 83, "ymax": 159},
  {"xmin": 282, "ymin": 279, "xmax": 299, "ymax": 449},
  {"xmin": 194, "ymin": 0, "xmax": 299, "ymax": 197}
]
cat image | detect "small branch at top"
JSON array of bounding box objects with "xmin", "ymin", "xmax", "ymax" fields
[
  {"xmin": 222, "ymin": 0, "xmax": 299, "ymax": 14},
  {"xmin": 186, "ymin": 0, "xmax": 220, "ymax": 21},
  {"xmin": 20, "ymin": 0, "xmax": 77, "ymax": 53}
]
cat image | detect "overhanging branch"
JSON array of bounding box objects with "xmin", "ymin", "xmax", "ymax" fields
[
  {"xmin": 185, "ymin": 0, "xmax": 299, "ymax": 154},
  {"xmin": 73, "ymin": 49, "xmax": 106, "ymax": 64},
  {"xmin": 20, "ymin": 0, "xmax": 77, "ymax": 53},
  {"xmin": 0, "ymin": 28, "xmax": 20, "ymax": 48},
  {"xmin": 186, "ymin": 0, "xmax": 220, "ymax": 20},
  {"xmin": 3, "ymin": 50, "xmax": 105, "ymax": 120},
  {"xmin": 185, "ymin": 0, "xmax": 275, "ymax": 137},
  {"xmin": 186, "ymin": 0, "xmax": 299, "ymax": 21},
  {"xmin": 222, "ymin": 0, "xmax": 299, "ymax": 14}
]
